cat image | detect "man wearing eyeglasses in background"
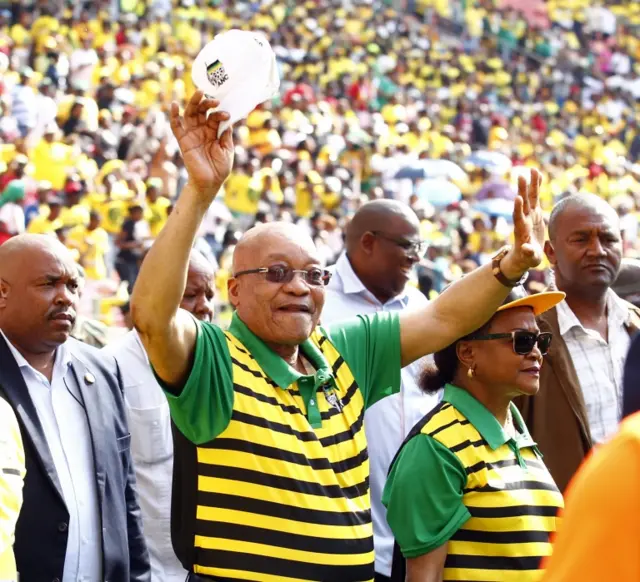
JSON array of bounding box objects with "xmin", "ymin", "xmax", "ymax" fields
[
  {"xmin": 322, "ymin": 199, "xmax": 440, "ymax": 582},
  {"xmin": 131, "ymin": 92, "xmax": 546, "ymax": 582}
]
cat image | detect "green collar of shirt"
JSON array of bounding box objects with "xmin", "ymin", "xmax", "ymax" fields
[
  {"xmin": 443, "ymin": 383, "xmax": 536, "ymax": 451},
  {"xmin": 228, "ymin": 313, "xmax": 335, "ymax": 428}
]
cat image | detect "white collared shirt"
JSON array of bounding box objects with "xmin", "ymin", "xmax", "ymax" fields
[
  {"xmin": 322, "ymin": 252, "xmax": 441, "ymax": 577},
  {"xmin": 103, "ymin": 330, "xmax": 186, "ymax": 582},
  {"xmin": 0, "ymin": 330, "xmax": 102, "ymax": 582},
  {"xmin": 556, "ymin": 291, "xmax": 631, "ymax": 445}
]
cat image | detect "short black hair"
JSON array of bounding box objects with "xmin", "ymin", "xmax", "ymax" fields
[{"xmin": 548, "ymin": 193, "xmax": 619, "ymax": 241}]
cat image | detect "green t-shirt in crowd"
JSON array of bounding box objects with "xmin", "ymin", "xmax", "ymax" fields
[{"xmin": 162, "ymin": 311, "xmax": 402, "ymax": 445}]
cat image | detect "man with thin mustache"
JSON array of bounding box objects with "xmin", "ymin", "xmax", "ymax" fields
[
  {"xmin": 0, "ymin": 234, "xmax": 150, "ymax": 582},
  {"xmin": 518, "ymin": 194, "xmax": 640, "ymax": 492}
]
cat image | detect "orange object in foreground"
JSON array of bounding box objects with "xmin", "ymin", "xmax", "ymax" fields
[{"xmin": 542, "ymin": 412, "xmax": 640, "ymax": 582}]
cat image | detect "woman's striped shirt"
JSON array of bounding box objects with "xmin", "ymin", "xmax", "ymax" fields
[{"xmin": 384, "ymin": 383, "xmax": 564, "ymax": 582}]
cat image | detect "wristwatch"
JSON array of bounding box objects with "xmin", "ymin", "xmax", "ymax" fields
[{"xmin": 491, "ymin": 247, "xmax": 528, "ymax": 288}]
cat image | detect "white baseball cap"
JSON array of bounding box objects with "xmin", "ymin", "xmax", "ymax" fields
[{"xmin": 192, "ymin": 29, "xmax": 280, "ymax": 136}]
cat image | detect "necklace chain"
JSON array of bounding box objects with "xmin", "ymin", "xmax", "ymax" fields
[{"xmin": 503, "ymin": 409, "xmax": 517, "ymax": 439}]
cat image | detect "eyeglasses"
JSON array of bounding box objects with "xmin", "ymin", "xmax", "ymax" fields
[
  {"xmin": 471, "ymin": 330, "xmax": 553, "ymax": 356},
  {"xmin": 371, "ymin": 231, "xmax": 428, "ymax": 258},
  {"xmin": 233, "ymin": 265, "xmax": 332, "ymax": 286}
]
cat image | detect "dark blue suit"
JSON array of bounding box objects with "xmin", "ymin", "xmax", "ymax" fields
[
  {"xmin": 623, "ymin": 332, "xmax": 640, "ymax": 418},
  {"xmin": 0, "ymin": 335, "xmax": 150, "ymax": 582}
]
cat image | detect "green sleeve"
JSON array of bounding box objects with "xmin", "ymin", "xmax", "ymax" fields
[
  {"xmin": 155, "ymin": 321, "xmax": 234, "ymax": 445},
  {"xmin": 382, "ymin": 434, "xmax": 470, "ymax": 558},
  {"xmin": 323, "ymin": 312, "xmax": 401, "ymax": 408}
]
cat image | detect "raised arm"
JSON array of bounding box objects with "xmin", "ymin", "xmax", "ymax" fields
[
  {"xmin": 400, "ymin": 170, "xmax": 545, "ymax": 366},
  {"xmin": 131, "ymin": 91, "xmax": 233, "ymax": 388}
]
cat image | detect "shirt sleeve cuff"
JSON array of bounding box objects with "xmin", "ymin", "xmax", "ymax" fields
[{"xmin": 401, "ymin": 504, "xmax": 471, "ymax": 558}]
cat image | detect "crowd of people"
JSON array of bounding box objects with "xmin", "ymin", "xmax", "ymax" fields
[
  {"xmin": 2, "ymin": 0, "xmax": 640, "ymax": 581},
  {"xmin": 1, "ymin": 0, "xmax": 640, "ymax": 331}
]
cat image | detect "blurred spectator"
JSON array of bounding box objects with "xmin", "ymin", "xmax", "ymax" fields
[
  {"xmin": 613, "ymin": 257, "xmax": 640, "ymax": 307},
  {"xmin": 115, "ymin": 203, "xmax": 150, "ymax": 293},
  {"xmin": 10, "ymin": 68, "xmax": 36, "ymax": 138},
  {"xmin": 0, "ymin": 181, "xmax": 26, "ymax": 236},
  {"xmin": 27, "ymin": 195, "xmax": 63, "ymax": 235}
]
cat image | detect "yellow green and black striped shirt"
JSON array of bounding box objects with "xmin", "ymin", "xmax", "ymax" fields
[
  {"xmin": 383, "ymin": 383, "xmax": 564, "ymax": 582},
  {"xmin": 162, "ymin": 311, "xmax": 401, "ymax": 581}
]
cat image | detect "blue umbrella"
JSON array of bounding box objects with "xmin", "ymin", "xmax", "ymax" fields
[
  {"xmin": 473, "ymin": 198, "xmax": 514, "ymax": 221},
  {"xmin": 395, "ymin": 165, "xmax": 428, "ymax": 180},
  {"xmin": 465, "ymin": 151, "xmax": 512, "ymax": 174},
  {"xmin": 394, "ymin": 160, "xmax": 466, "ymax": 181},
  {"xmin": 475, "ymin": 180, "xmax": 516, "ymax": 200},
  {"xmin": 416, "ymin": 179, "xmax": 462, "ymax": 207}
]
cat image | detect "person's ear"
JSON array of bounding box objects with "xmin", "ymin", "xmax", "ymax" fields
[
  {"xmin": 456, "ymin": 340, "xmax": 475, "ymax": 371},
  {"xmin": 544, "ymin": 240, "xmax": 556, "ymax": 267},
  {"xmin": 0, "ymin": 278, "xmax": 9, "ymax": 309},
  {"xmin": 227, "ymin": 277, "xmax": 240, "ymax": 308},
  {"xmin": 360, "ymin": 231, "xmax": 376, "ymax": 256}
]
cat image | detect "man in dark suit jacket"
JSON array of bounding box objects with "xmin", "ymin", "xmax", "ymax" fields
[{"xmin": 0, "ymin": 234, "xmax": 150, "ymax": 582}]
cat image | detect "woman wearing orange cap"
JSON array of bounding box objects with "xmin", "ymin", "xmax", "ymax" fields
[{"xmin": 384, "ymin": 288, "xmax": 566, "ymax": 582}]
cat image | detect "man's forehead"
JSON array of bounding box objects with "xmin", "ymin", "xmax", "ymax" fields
[
  {"xmin": 564, "ymin": 209, "xmax": 618, "ymax": 231},
  {"xmin": 235, "ymin": 228, "xmax": 321, "ymax": 268},
  {"xmin": 29, "ymin": 249, "xmax": 78, "ymax": 277},
  {"xmin": 260, "ymin": 240, "xmax": 321, "ymax": 265},
  {"xmin": 187, "ymin": 265, "xmax": 214, "ymax": 286},
  {"xmin": 385, "ymin": 213, "xmax": 421, "ymax": 236}
]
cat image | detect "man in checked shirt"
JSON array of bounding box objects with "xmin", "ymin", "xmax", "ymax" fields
[{"xmin": 518, "ymin": 193, "xmax": 640, "ymax": 492}]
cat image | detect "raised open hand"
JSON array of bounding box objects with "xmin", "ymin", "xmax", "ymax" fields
[
  {"xmin": 504, "ymin": 168, "xmax": 545, "ymax": 277},
  {"xmin": 170, "ymin": 91, "xmax": 234, "ymax": 197}
]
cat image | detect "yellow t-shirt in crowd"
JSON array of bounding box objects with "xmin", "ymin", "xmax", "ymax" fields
[
  {"xmin": 68, "ymin": 225, "xmax": 110, "ymax": 280},
  {"xmin": 224, "ymin": 174, "xmax": 257, "ymax": 216},
  {"xmin": 295, "ymin": 183, "xmax": 314, "ymax": 219},
  {"xmin": 60, "ymin": 204, "xmax": 91, "ymax": 229},
  {"xmin": 30, "ymin": 141, "xmax": 75, "ymax": 190},
  {"xmin": 98, "ymin": 199, "xmax": 127, "ymax": 235},
  {"xmin": 27, "ymin": 214, "xmax": 63, "ymax": 235},
  {"xmin": 145, "ymin": 197, "xmax": 171, "ymax": 238}
]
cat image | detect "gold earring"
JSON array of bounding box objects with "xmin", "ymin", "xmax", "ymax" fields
[{"xmin": 467, "ymin": 366, "xmax": 475, "ymax": 379}]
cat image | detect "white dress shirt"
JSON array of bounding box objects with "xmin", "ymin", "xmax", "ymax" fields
[
  {"xmin": 104, "ymin": 330, "xmax": 187, "ymax": 582},
  {"xmin": 322, "ymin": 253, "xmax": 441, "ymax": 577},
  {"xmin": 0, "ymin": 330, "xmax": 102, "ymax": 582},
  {"xmin": 556, "ymin": 291, "xmax": 631, "ymax": 445}
]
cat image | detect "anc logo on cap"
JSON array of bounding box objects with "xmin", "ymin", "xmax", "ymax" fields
[{"xmin": 206, "ymin": 59, "xmax": 229, "ymax": 88}]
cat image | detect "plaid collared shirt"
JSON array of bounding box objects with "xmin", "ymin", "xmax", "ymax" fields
[{"xmin": 556, "ymin": 291, "xmax": 631, "ymax": 444}]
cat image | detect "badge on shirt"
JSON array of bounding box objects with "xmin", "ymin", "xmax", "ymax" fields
[{"xmin": 324, "ymin": 386, "xmax": 343, "ymax": 412}]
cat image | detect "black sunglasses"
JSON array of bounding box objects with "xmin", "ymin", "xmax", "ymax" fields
[
  {"xmin": 233, "ymin": 265, "xmax": 332, "ymax": 287},
  {"xmin": 370, "ymin": 231, "xmax": 428, "ymax": 258},
  {"xmin": 471, "ymin": 330, "xmax": 553, "ymax": 356}
]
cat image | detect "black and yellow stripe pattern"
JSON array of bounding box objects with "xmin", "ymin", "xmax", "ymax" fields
[
  {"xmin": 419, "ymin": 400, "xmax": 563, "ymax": 582},
  {"xmin": 193, "ymin": 330, "xmax": 374, "ymax": 581}
]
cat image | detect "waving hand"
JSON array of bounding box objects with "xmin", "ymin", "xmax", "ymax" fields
[{"xmin": 169, "ymin": 90, "xmax": 234, "ymax": 197}]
